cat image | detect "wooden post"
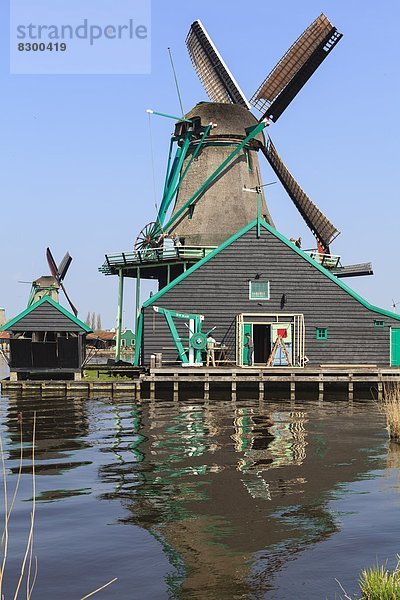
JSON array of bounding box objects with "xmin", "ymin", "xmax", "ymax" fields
[
  {"xmin": 136, "ymin": 379, "xmax": 141, "ymax": 400},
  {"xmin": 259, "ymin": 379, "xmax": 264, "ymax": 401},
  {"xmin": 173, "ymin": 377, "xmax": 179, "ymax": 401},
  {"xmin": 318, "ymin": 379, "xmax": 324, "ymax": 402},
  {"xmin": 290, "ymin": 380, "xmax": 295, "ymax": 402},
  {"xmin": 150, "ymin": 376, "xmax": 155, "ymax": 400},
  {"xmin": 115, "ymin": 268, "xmax": 124, "ymax": 362},
  {"xmin": 348, "ymin": 378, "xmax": 354, "ymax": 402},
  {"xmin": 378, "ymin": 382, "xmax": 383, "ymax": 402},
  {"xmin": 231, "ymin": 375, "xmax": 237, "ymax": 401},
  {"xmin": 204, "ymin": 376, "xmax": 210, "ymax": 400}
]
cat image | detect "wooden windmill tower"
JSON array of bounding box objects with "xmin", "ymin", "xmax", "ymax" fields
[{"xmin": 164, "ymin": 15, "xmax": 343, "ymax": 252}]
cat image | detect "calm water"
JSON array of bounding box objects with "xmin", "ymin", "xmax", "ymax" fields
[{"xmin": 0, "ymin": 391, "xmax": 399, "ymax": 599}]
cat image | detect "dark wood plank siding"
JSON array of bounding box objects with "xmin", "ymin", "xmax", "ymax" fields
[
  {"xmin": 10, "ymin": 304, "xmax": 86, "ymax": 332},
  {"xmin": 142, "ymin": 226, "xmax": 400, "ymax": 366}
]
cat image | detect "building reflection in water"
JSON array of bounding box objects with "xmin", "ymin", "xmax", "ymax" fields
[
  {"xmin": 99, "ymin": 398, "xmax": 385, "ymax": 598},
  {"xmin": 4, "ymin": 394, "xmax": 91, "ymax": 502}
]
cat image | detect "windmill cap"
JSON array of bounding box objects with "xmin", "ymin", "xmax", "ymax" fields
[{"xmin": 184, "ymin": 102, "xmax": 265, "ymax": 146}]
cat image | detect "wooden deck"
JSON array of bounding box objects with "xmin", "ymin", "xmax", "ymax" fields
[{"xmin": 2, "ymin": 366, "xmax": 400, "ymax": 400}]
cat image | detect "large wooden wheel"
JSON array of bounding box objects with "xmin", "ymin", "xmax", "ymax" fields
[{"xmin": 134, "ymin": 222, "xmax": 159, "ymax": 251}]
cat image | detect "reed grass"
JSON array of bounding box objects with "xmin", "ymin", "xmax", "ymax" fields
[
  {"xmin": 0, "ymin": 414, "xmax": 116, "ymax": 599},
  {"xmin": 0, "ymin": 414, "xmax": 36, "ymax": 600},
  {"xmin": 381, "ymin": 384, "xmax": 400, "ymax": 443},
  {"xmin": 358, "ymin": 556, "xmax": 400, "ymax": 599}
]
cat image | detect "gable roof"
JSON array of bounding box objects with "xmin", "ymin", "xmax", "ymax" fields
[
  {"xmin": 143, "ymin": 219, "xmax": 400, "ymax": 322},
  {"xmin": 0, "ymin": 296, "xmax": 92, "ymax": 332}
]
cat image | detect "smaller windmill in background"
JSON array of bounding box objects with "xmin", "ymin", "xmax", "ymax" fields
[{"xmin": 25, "ymin": 248, "xmax": 79, "ymax": 316}]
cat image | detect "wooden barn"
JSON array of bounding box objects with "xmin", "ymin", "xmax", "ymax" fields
[
  {"xmin": 137, "ymin": 220, "xmax": 400, "ymax": 368},
  {"xmin": 1, "ymin": 296, "xmax": 91, "ymax": 380}
]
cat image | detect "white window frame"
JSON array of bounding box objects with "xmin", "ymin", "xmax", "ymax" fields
[{"xmin": 249, "ymin": 280, "xmax": 270, "ymax": 300}]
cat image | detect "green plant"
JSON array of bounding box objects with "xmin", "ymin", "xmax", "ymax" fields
[
  {"xmin": 359, "ymin": 556, "xmax": 400, "ymax": 599},
  {"xmin": 382, "ymin": 384, "xmax": 400, "ymax": 443}
]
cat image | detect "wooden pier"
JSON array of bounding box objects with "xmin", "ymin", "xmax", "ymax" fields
[
  {"xmin": 2, "ymin": 366, "xmax": 400, "ymax": 400},
  {"xmin": 143, "ymin": 366, "xmax": 400, "ymax": 401}
]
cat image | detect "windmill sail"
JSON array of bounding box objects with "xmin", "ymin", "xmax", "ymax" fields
[
  {"xmin": 261, "ymin": 137, "xmax": 339, "ymax": 250},
  {"xmin": 58, "ymin": 252, "xmax": 72, "ymax": 281},
  {"xmin": 186, "ymin": 20, "xmax": 250, "ymax": 108},
  {"xmin": 46, "ymin": 247, "xmax": 78, "ymax": 316},
  {"xmin": 251, "ymin": 14, "xmax": 342, "ymax": 122}
]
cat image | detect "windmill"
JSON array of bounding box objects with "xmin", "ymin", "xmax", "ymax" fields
[
  {"xmin": 134, "ymin": 14, "xmax": 372, "ymax": 277},
  {"xmin": 25, "ymin": 248, "xmax": 78, "ymax": 316},
  {"xmin": 178, "ymin": 14, "xmax": 341, "ymax": 252}
]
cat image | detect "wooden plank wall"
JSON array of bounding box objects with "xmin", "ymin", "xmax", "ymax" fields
[{"xmin": 142, "ymin": 226, "xmax": 400, "ymax": 366}]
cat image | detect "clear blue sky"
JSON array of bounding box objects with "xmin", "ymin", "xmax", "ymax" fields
[{"xmin": 1, "ymin": 1, "xmax": 400, "ymax": 328}]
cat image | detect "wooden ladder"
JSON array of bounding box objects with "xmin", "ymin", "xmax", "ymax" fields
[{"xmin": 266, "ymin": 336, "xmax": 293, "ymax": 367}]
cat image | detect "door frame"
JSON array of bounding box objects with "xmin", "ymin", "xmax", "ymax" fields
[{"xmin": 236, "ymin": 313, "xmax": 305, "ymax": 368}]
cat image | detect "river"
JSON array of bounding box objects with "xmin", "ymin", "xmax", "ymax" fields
[{"xmin": 0, "ymin": 390, "xmax": 398, "ymax": 599}]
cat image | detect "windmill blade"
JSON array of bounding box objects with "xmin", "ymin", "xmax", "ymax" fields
[
  {"xmin": 59, "ymin": 281, "xmax": 78, "ymax": 317},
  {"xmin": 58, "ymin": 252, "xmax": 72, "ymax": 282},
  {"xmin": 46, "ymin": 247, "xmax": 59, "ymax": 279},
  {"xmin": 186, "ymin": 20, "xmax": 250, "ymax": 108},
  {"xmin": 261, "ymin": 137, "xmax": 340, "ymax": 250},
  {"xmin": 46, "ymin": 247, "xmax": 78, "ymax": 315},
  {"xmin": 251, "ymin": 14, "xmax": 342, "ymax": 122}
]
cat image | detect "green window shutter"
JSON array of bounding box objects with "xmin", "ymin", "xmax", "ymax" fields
[
  {"xmin": 316, "ymin": 327, "xmax": 328, "ymax": 340},
  {"xmin": 249, "ymin": 281, "xmax": 270, "ymax": 300},
  {"xmin": 391, "ymin": 329, "xmax": 400, "ymax": 366},
  {"xmin": 374, "ymin": 320, "xmax": 385, "ymax": 327}
]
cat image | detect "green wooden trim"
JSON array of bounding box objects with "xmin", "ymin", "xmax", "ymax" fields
[
  {"xmin": 162, "ymin": 121, "xmax": 267, "ymax": 234},
  {"xmin": 157, "ymin": 132, "xmax": 192, "ymax": 228},
  {"xmin": 1, "ymin": 296, "xmax": 92, "ymax": 332},
  {"xmin": 148, "ymin": 110, "xmax": 192, "ymax": 123},
  {"xmin": 316, "ymin": 327, "xmax": 328, "ymax": 340},
  {"xmin": 142, "ymin": 220, "xmax": 400, "ymax": 322},
  {"xmin": 133, "ymin": 311, "xmax": 144, "ymax": 366},
  {"xmin": 162, "ymin": 138, "xmax": 175, "ymax": 198},
  {"xmin": 374, "ymin": 320, "xmax": 385, "ymax": 327}
]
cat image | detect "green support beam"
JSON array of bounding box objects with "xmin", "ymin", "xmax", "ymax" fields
[
  {"xmin": 133, "ymin": 311, "xmax": 143, "ymax": 366},
  {"xmin": 135, "ymin": 267, "xmax": 141, "ymax": 338},
  {"xmin": 163, "ymin": 121, "xmax": 267, "ymax": 233},
  {"xmin": 115, "ymin": 268, "xmax": 124, "ymax": 362}
]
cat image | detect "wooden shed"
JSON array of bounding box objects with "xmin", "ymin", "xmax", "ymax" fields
[
  {"xmin": 1, "ymin": 296, "xmax": 91, "ymax": 380},
  {"xmin": 138, "ymin": 219, "xmax": 400, "ymax": 368}
]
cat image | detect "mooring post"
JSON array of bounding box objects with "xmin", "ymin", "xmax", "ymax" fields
[
  {"xmin": 204, "ymin": 375, "xmax": 210, "ymax": 400},
  {"xmin": 150, "ymin": 376, "xmax": 155, "ymax": 400},
  {"xmin": 378, "ymin": 381, "xmax": 383, "ymax": 402},
  {"xmin": 136, "ymin": 378, "xmax": 141, "ymax": 400},
  {"xmin": 290, "ymin": 379, "xmax": 296, "ymax": 402},
  {"xmin": 259, "ymin": 377, "xmax": 264, "ymax": 401},
  {"xmin": 231, "ymin": 374, "xmax": 237, "ymax": 401},
  {"xmin": 318, "ymin": 375, "xmax": 324, "ymax": 403},
  {"xmin": 348, "ymin": 376, "xmax": 354, "ymax": 402},
  {"xmin": 173, "ymin": 376, "xmax": 179, "ymax": 401}
]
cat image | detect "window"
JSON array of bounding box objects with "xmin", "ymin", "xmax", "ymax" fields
[
  {"xmin": 316, "ymin": 327, "xmax": 328, "ymax": 340},
  {"xmin": 249, "ymin": 280, "xmax": 269, "ymax": 300},
  {"xmin": 374, "ymin": 320, "xmax": 385, "ymax": 327}
]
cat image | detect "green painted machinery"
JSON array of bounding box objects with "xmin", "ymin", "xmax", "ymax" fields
[{"xmin": 153, "ymin": 306, "xmax": 215, "ymax": 366}]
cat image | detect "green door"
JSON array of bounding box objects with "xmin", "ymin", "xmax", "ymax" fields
[
  {"xmin": 391, "ymin": 328, "xmax": 400, "ymax": 366},
  {"xmin": 242, "ymin": 324, "xmax": 253, "ymax": 366}
]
